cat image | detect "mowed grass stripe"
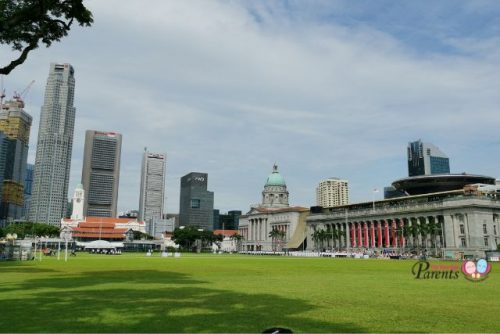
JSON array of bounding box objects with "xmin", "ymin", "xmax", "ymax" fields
[{"xmin": 1, "ymin": 253, "xmax": 499, "ymax": 333}]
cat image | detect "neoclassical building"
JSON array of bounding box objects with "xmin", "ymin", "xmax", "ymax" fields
[
  {"xmin": 238, "ymin": 165, "xmax": 309, "ymax": 251},
  {"xmin": 307, "ymin": 187, "xmax": 500, "ymax": 258}
]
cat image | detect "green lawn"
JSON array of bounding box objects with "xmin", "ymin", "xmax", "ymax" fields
[{"xmin": 0, "ymin": 253, "xmax": 499, "ymax": 333}]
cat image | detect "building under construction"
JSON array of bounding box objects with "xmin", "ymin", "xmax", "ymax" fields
[{"xmin": 0, "ymin": 95, "xmax": 32, "ymax": 225}]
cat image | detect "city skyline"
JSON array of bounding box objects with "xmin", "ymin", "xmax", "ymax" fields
[{"xmin": 1, "ymin": 1, "xmax": 499, "ymax": 215}]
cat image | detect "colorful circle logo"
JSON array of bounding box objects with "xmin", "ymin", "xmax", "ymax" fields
[{"xmin": 461, "ymin": 259, "xmax": 491, "ymax": 282}]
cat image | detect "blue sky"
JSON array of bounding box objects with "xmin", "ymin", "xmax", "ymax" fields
[{"xmin": 1, "ymin": 0, "xmax": 499, "ymax": 215}]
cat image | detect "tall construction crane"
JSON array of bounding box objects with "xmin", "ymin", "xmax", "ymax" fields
[{"xmin": 13, "ymin": 80, "xmax": 35, "ymax": 107}]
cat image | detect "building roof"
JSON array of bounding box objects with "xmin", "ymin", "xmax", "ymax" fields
[
  {"xmin": 265, "ymin": 164, "xmax": 286, "ymax": 187},
  {"xmin": 243, "ymin": 206, "xmax": 309, "ymax": 217},
  {"xmin": 392, "ymin": 173, "xmax": 495, "ymax": 195},
  {"xmin": 85, "ymin": 216, "xmax": 142, "ymax": 224},
  {"xmin": 213, "ymin": 229, "xmax": 238, "ymax": 237}
]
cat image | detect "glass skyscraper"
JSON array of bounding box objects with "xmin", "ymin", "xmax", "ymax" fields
[
  {"xmin": 179, "ymin": 172, "xmax": 214, "ymax": 230},
  {"xmin": 0, "ymin": 98, "xmax": 32, "ymax": 224},
  {"xmin": 407, "ymin": 140, "xmax": 450, "ymax": 177},
  {"xmin": 81, "ymin": 130, "xmax": 122, "ymax": 217},
  {"xmin": 30, "ymin": 63, "xmax": 76, "ymax": 225}
]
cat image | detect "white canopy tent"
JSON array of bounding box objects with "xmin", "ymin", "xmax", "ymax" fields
[{"xmin": 84, "ymin": 240, "xmax": 123, "ymax": 249}]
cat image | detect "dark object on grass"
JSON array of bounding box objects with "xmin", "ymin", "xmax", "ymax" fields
[{"xmin": 262, "ymin": 327, "xmax": 293, "ymax": 333}]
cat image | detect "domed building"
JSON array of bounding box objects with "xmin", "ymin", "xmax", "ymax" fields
[
  {"xmin": 261, "ymin": 165, "xmax": 289, "ymax": 208},
  {"xmin": 238, "ymin": 165, "xmax": 309, "ymax": 252}
]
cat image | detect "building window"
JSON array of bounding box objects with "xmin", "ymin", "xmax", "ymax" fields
[
  {"xmin": 460, "ymin": 238, "xmax": 466, "ymax": 248},
  {"xmin": 494, "ymin": 225, "xmax": 497, "ymax": 235},
  {"xmin": 483, "ymin": 224, "xmax": 488, "ymax": 234},
  {"xmin": 459, "ymin": 224, "xmax": 465, "ymax": 235},
  {"xmin": 191, "ymin": 199, "xmax": 201, "ymax": 208},
  {"xmin": 484, "ymin": 237, "xmax": 489, "ymax": 247}
]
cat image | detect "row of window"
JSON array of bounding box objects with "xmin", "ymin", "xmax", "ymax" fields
[
  {"xmin": 459, "ymin": 224, "xmax": 497, "ymax": 235},
  {"xmin": 460, "ymin": 237, "xmax": 498, "ymax": 247}
]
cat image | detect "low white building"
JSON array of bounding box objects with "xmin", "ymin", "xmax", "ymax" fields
[{"xmin": 238, "ymin": 165, "xmax": 309, "ymax": 251}]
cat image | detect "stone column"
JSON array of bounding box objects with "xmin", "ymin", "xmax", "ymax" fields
[
  {"xmin": 357, "ymin": 223, "xmax": 362, "ymax": 248},
  {"xmin": 377, "ymin": 221, "xmax": 383, "ymax": 248},
  {"xmin": 391, "ymin": 220, "xmax": 397, "ymax": 248},
  {"xmin": 370, "ymin": 222, "xmax": 375, "ymax": 248},
  {"xmin": 363, "ymin": 222, "xmax": 369, "ymax": 248},
  {"xmin": 349, "ymin": 223, "xmax": 356, "ymax": 248},
  {"xmin": 346, "ymin": 223, "xmax": 351, "ymax": 250},
  {"xmin": 400, "ymin": 220, "xmax": 405, "ymax": 249},
  {"xmin": 384, "ymin": 220, "xmax": 390, "ymax": 248}
]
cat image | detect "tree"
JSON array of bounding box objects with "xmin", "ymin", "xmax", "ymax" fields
[
  {"xmin": 132, "ymin": 230, "xmax": 154, "ymax": 241},
  {"xmin": 171, "ymin": 226, "xmax": 199, "ymax": 251},
  {"xmin": 269, "ymin": 228, "xmax": 285, "ymax": 251},
  {"xmin": 230, "ymin": 233, "xmax": 244, "ymax": 252},
  {"xmin": 0, "ymin": 0, "xmax": 93, "ymax": 75},
  {"xmin": 1, "ymin": 222, "xmax": 60, "ymax": 239}
]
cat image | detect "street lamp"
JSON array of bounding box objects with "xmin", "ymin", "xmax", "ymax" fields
[
  {"xmin": 372, "ymin": 188, "xmax": 379, "ymax": 212},
  {"xmin": 197, "ymin": 228, "xmax": 203, "ymax": 253}
]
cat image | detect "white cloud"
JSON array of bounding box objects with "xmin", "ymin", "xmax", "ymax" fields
[{"xmin": 3, "ymin": 0, "xmax": 499, "ymax": 214}]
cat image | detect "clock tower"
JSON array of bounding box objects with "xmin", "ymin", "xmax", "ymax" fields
[{"xmin": 71, "ymin": 184, "xmax": 85, "ymax": 220}]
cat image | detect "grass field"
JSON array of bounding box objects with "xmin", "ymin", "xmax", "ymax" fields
[{"xmin": 1, "ymin": 253, "xmax": 499, "ymax": 333}]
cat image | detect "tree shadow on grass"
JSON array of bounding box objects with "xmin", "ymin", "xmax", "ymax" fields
[
  {"xmin": 0, "ymin": 270, "xmax": 366, "ymax": 333},
  {"xmin": 12, "ymin": 270, "xmax": 205, "ymax": 289}
]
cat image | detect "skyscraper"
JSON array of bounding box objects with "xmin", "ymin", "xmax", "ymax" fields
[
  {"xmin": 316, "ymin": 177, "xmax": 349, "ymax": 207},
  {"xmin": 407, "ymin": 140, "xmax": 450, "ymax": 177},
  {"xmin": 81, "ymin": 130, "xmax": 122, "ymax": 217},
  {"xmin": 22, "ymin": 163, "xmax": 34, "ymax": 219},
  {"xmin": 30, "ymin": 63, "xmax": 75, "ymax": 225},
  {"xmin": 179, "ymin": 172, "xmax": 214, "ymax": 230},
  {"xmin": 0, "ymin": 98, "xmax": 32, "ymax": 224},
  {"xmin": 138, "ymin": 150, "xmax": 166, "ymax": 225}
]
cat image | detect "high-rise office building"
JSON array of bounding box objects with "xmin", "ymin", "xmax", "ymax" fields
[
  {"xmin": 30, "ymin": 63, "xmax": 76, "ymax": 225},
  {"xmin": 0, "ymin": 98, "xmax": 32, "ymax": 224},
  {"xmin": 213, "ymin": 210, "xmax": 242, "ymax": 230},
  {"xmin": 22, "ymin": 163, "xmax": 34, "ymax": 219},
  {"xmin": 316, "ymin": 177, "xmax": 349, "ymax": 207},
  {"xmin": 179, "ymin": 172, "xmax": 214, "ymax": 230},
  {"xmin": 407, "ymin": 140, "xmax": 450, "ymax": 177},
  {"xmin": 138, "ymin": 150, "xmax": 166, "ymax": 225},
  {"xmin": 81, "ymin": 130, "xmax": 122, "ymax": 217}
]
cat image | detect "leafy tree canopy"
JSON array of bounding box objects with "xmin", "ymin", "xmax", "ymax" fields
[
  {"xmin": 0, "ymin": 0, "xmax": 93, "ymax": 75},
  {"xmin": 172, "ymin": 227, "xmax": 221, "ymax": 251},
  {"xmin": 1, "ymin": 222, "xmax": 60, "ymax": 239},
  {"xmin": 132, "ymin": 230, "xmax": 154, "ymax": 240}
]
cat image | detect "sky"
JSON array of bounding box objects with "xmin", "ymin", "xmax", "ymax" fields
[{"xmin": 1, "ymin": 0, "xmax": 500, "ymax": 215}]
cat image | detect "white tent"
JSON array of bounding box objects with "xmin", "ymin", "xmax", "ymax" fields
[{"xmin": 84, "ymin": 240, "xmax": 116, "ymax": 249}]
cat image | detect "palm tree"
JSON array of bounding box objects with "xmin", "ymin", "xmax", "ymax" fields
[
  {"xmin": 418, "ymin": 218, "xmax": 429, "ymax": 253},
  {"xmin": 326, "ymin": 226, "xmax": 339, "ymax": 250},
  {"xmin": 402, "ymin": 223, "xmax": 412, "ymax": 250},
  {"xmin": 318, "ymin": 229, "xmax": 328, "ymax": 251},
  {"xmin": 269, "ymin": 228, "xmax": 286, "ymax": 251},
  {"xmin": 311, "ymin": 229, "xmax": 325, "ymax": 252},
  {"xmin": 427, "ymin": 217, "xmax": 438, "ymax": 256},
  {"xmin": 331, "ymin": 228, "xmax": 340, "ymax": 249},
  {"xmin": 230, "ymin": 233, "xmax": 244, "ymax": 252}
]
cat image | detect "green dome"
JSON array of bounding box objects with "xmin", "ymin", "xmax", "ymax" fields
[{"xmin": 265, "ymin": 165, "xmax": 286, "ymax": 186}]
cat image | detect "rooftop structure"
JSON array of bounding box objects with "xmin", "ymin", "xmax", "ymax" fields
[{"xmin": 392, "ymin": 173, "xmax": 495, "ymax": 195}]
